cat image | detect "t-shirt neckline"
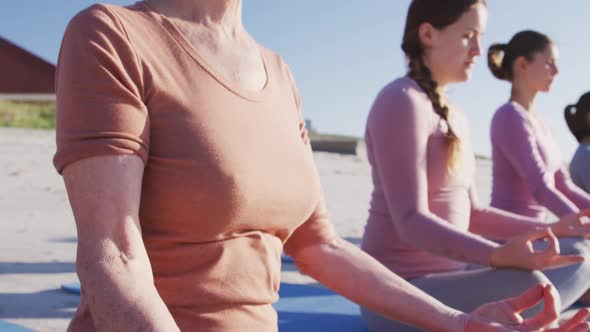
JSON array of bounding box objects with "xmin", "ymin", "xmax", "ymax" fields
[{"xmin": 136, "ymin": 1, "xmax": 272, "ymax": 102}]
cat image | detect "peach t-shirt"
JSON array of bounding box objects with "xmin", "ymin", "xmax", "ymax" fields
[{"xmin": 54, "ymin": 2, "xmax": 337, "ymax": 331}]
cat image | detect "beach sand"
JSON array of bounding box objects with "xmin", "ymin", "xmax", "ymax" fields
[{"xmin": 0, "ymin": 128, "xmax": 493, "ymax": 331}]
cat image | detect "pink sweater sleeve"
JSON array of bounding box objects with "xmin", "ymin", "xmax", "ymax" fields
[
  {"xmin": 493, "ymin": 108, "xmax": 579, "ymax": 216},
  {"xmin": 366, "ymin": 84, "xmax": 498, "ymax": 266},
  {"xmin": 555, "ymin": 168, "xmax": 590, "ymax": 210},
  {"xmin": 468, "ymin": 185, "xmax": 543, "ymax": 240}
]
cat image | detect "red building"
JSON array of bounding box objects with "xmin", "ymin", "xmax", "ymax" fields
[{"xmin": 0, "ymin": 36, "xmax": 55, "ymax": 94}]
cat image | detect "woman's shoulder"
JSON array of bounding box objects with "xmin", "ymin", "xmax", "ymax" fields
[
  {"xmin": 366, "ymin": 76, "xmax": 436, "ymax": 132},
  {"xmin": 259, "ymin": 47, "xmax": 290, "ymax": 77},
  {"xmin": 492, "ymin": 101, "xmax": 531, "ymax": 128},
  {"xmin": 382, "ymin": 76, "xmax": 425, "ymax": 99},
  {"xmin": 372, "ymin": 77, "xmax": 431, "ymax": 113},
  {"xmin": 66, "ymin": 3, "xmax": 148, "ymax": 37},
  {"xmin": 258, "ymin": 47, "xmax": 301, "ymax": 99},
  {"xmin": 573, "ymin": 144, "xmax": 590, "ymax": 162}
]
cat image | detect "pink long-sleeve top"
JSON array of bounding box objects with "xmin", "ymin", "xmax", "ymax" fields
[
  {"xmin": 490, "ymin": 101, "xmax": 590, "ymax": 220},
  {"xmin": 361, "ymin": 77, "xmax": 540, "ymax": 280}
]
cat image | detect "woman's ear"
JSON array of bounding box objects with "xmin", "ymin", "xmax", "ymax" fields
[
  {"xmin": 418, "ymin": 22, "xmax": 437, "ymax": 48},
  {"xmin": 513, "ymin": 56, "xmax": 529, "ymax": 76}
]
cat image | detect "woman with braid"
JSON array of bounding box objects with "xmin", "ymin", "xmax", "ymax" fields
[
  {"xmin": 361, "ymin": 1, "xmax": 590, "ymax": 331},
  {"xmin": 565, "ymin": 92, "xmax": 590, "ymax": 194},
  {"xmin": 488, "ymin": 30, "xmax": 590, "ymax": 221}
]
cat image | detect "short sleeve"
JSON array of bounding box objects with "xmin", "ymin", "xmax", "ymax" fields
[
  {"xmin": 283, "ymin": 193, "xmax": 339, "ymax": 256},
  {"xmin": 53, "ymin": 4, "xmax": 149, "ymax": 174}
]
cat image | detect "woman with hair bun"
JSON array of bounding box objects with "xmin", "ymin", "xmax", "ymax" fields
[
  {"xmin": 488, "ymin": 30, "xmax": 590, "ymax": 220},
  {"xmin": 487, "ymin": 29, "xmax": 590, "ymax": 313}
]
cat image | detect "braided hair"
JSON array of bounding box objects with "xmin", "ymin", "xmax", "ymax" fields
[{"xmin": 401, "ymin": 0, "xmax": 485, "ymax": 171}]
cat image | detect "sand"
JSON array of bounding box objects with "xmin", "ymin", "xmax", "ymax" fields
[{"xmin": 0, "ymin": 128, "xmax": 494, "ymax": 331}]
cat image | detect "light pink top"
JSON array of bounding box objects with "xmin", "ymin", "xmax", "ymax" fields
[
  {"xmin": 491, "ymin": 102, "xmax": 590, "ymax": 219},
  {"xmin": 361, "ymin": 78, "xmax": 539, "ymax": 279}
]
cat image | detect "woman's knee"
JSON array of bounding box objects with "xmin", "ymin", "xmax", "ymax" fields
[
  {"xmin": 501, "ymin": 269, "xmax": 558, "ymax": 317},
  {"xmin": 544, "ymin": 238, "xmax": 590, "ymax": 309},
  {"xmin": 555, "ymin": 238, "xmax": 590, "ymax": 276},
  {"xmin": 529, "ymin": 269, "xmax": 552, "ymax": 285},
  {"xmin": 496, "ymin": 269, "xmax": 551, "ymax": 289}
]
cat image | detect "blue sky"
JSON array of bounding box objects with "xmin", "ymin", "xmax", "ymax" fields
[{"xmin": 1, "ymin": 1, "xmax": 588, "ymax": 158}]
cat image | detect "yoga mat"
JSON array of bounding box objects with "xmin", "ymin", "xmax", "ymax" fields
[
  {"xmin": 61, "ymin": 282, "xmax": 81, "ymax": 295},
  {"xmin": 61, "ymin": 281, "xmax": 368, "ymax": 331},
  {"xmin": 0, "ymin": 322, "xmax": 34, "ymax": 332},
  {"xmin": 275, "ymin": 283, "xmax": 367, "ymax": 332}
]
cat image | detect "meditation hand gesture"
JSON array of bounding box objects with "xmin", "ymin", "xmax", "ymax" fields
[
  {"xmin": 552, "ymin": 210, "xmax": 590, "ymax": 239},
  {"xmin": 491, "ymin": 228, "xmax": 585, "ymax": 270},
  {"xmin": 465, "ymin": 284, "xmax": 590, "ymax": 332}
]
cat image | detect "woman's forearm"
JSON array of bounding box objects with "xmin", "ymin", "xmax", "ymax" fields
[
  {"xmin": 290, "ymin": 238, "xmax": 467, "ymax": 332},
  {"xmin": 76, "ymin": 253, "xmax": 180, "ymax": 332},
  {"xmin": 398, "ymin": 212, "xmax": 499, "ymax": 266},
  {"xmin": 469, "ymin": 205, "xmax": 544, "ymax": 240},
  {"xmin": 556, "ymin": 169, "xmax": 590, "ymax": 210}
]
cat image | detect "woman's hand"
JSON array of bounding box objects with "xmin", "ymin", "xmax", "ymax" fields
[
  {"xmin": 552, "ymin": 210, "xmax": 590, "ymax": 238},
  {"xmin": 465, "ymin": 284, "xmax": 590, "ymax": 331},
  {"xmin": 491, "ymin": 228, "xmax": 584, "ymax": 270}
]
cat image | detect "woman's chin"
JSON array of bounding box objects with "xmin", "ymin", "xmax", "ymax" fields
[{"xmin": 457, "ymin": 72, "xmax": 471, "ymax": 83}]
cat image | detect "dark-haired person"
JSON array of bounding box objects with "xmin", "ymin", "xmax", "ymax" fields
[
  {"xmin": 361, "ymin": 2, "xmax": 590, "ymax": 331},
  {"xmin": 565, "ymin": 92, "xmax": 590, "ymax": 194},
  {"xmin": 488, "ymin": 30, "xmax": 590, "ymax": 221},
  {"xmin": 487, "ymin": 28, "xmax": 590, "ymax": 316}
]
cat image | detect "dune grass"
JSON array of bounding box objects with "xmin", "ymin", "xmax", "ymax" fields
[
  {"xmin": 0, "ymin": 100, "xmax": 56, "ymax": 129},
  {"xmin": 0, "ymin": 102, "xmax": 362, "ymax": 140}
]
